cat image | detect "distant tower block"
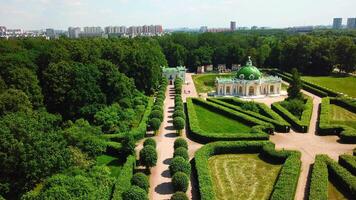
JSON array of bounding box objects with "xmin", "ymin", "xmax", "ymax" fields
[{"xmin": 230, "ymin": 21, "xmax": 237, "ymax": 31}]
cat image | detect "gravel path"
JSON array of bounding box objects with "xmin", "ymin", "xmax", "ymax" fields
[{"xmin": 270, "ymin": 84, "xmax": 355, "ymax": 200}]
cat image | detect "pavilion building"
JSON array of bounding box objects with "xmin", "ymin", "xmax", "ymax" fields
[{"xmin": 215, "ymin": 57, "xmax": 282, "ymax": 97}]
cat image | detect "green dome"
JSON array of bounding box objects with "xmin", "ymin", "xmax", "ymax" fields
[{"xmin": 236, "ymin": 57, "xmax": 261, "ymax": 80}]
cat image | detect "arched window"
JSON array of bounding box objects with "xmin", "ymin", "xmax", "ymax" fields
[
  {"xmin": 264, "ymin": 87, "xmax": 267, "ymax": 94},
  {"xmin": 249, "ymin": 86, "xmax": 254, "ymax": 96},
  {"xmin": 233, "ymin": 88, "xmax": 237, "ymax": 95},
  {"xmin": 270, "ymin": 85, "xmax": 274, "ymax": 93},
  {"xmin": 220, "ymin": 87, "xmax": 223, "ymax": 95}
]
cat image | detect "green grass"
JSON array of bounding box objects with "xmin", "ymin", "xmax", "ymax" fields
[
  {"xmin": 330, "ymin": 104, "xmax": 356, "ymax": 129},
  {"xmin": 328, "ymin": 180, "xmax": 348, "ymax": 200},
  {"xmin": 194, "ymin": 103, "xmax": 251, "ymax": 134},
  {"xmin": 96, "ymin": 154, "xmax": 124, "ymax": 177},
  {"xmin": 208, "ymin": 154, "xmax": 282, "ymax": 200},
  {"xmin": 302, "ymin": 75, "xmax": 356, "ymax": 98},
  {"xmin": 192, "ymin": 73, "xmax": 233, "ymax": 93}
]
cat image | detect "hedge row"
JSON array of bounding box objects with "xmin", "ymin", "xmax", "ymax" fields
[
  {"xmin": 112, "ymin": 155, "xmax": 136, "ymax": 200},
  {"xmin": 102, "ymin": 97, "xmax": 154, "ymax": 141},
  {"xmin": 208, "ymin": 98, "xmax": 290, "ymax": 132},
  {"xmin": 308, "ymin": 155, "xmax": 329, "ymax": 200},
  {"xmin": 309, "ymin": 154, "xmax": 356, "ymax": 198},
  {"xmin": 173, "ymin": 78, "xmax": 185, "ymax": 135},
  {"xmin": 339, "ymin": 155, "xmax": 356, "ymax": 176},
  {"xmin": 271, "ymin": 97, "xmax": 313, "ymax": 133},
  {"xmin": 194, "ymin": 141, "xmax": 301, "ymax": 200},
  {"xmin": 270, "ymin": 69, "xmax": 338, "ymax": 97},
  {"xmin": 170, "ymin": 138, "xmax": 191, "ymax": 193},
  {"xmin": 186, "ymin": 98, "xmax": 270, "ymax": 143},
  {"xmin": 149, "ymin": 78, "xmax": 168, "ymax": 134},
  {"xmin": 318, "ymin": 97, "xmax": 356, "ymax": 143}
]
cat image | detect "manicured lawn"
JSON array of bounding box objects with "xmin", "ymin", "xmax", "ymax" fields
[
  {"xmin": 96, "ymin": 154, "xmax": 124, "ymax": 177},
  {"xmin": 302, "ymin": 75, "xmax": 356, "ymax": 98},
  {"xmin": 208, "ymin": 154, "xmax": 281, "ymax": 200},
  {"xmin": 328, "ymin": 180, "xmax": 348, "ymax": 200},
  {"xmin": 192, "ymin": 73, "xmax": 233, "ymax": 93},
  {"xmin": 330, "ymin": 104, "xmax": 356, "ymax": 129},
  {"xmin": 194, "ymin": 103, "xmax": 251, "ymax": 133}
]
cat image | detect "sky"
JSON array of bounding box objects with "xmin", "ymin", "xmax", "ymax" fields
[{"xmin": 0, "ymin": 0, "xmax": 355, "ymax": 30}]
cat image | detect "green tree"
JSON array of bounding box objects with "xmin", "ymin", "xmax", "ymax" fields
[
  {"xmin": 149, "ymin": 118, "xmax": 161, "ymax": 134},
  {"xmin": 0, "ymin": 89, "xmax": 32, "ymax": 116},
  {"xmin": 0, "ymin": 111, "xmax": 71, "ymax": 199},
  {"xmin": 131, "ymin": 173, "xmax": 149, "ymax": 192},
  {"xmin": 122, "ymin": 186, "xmax": 148, "ymax": 200},
  {"xmin": 334, "ymin": 36, "xmax": 356, "ymax": 73},
  {"xmin": 121, "ymin": 133, "xmax": 136, "ymax": 156},
  {"xmin": 172, "ymin": 172, "xmax": 189, "ymax": 192},
  {"xmin": 139, "ymin": 146, "xmax": 157, "ymax": 170},
  {"xmin": 287, "ymin": 68, "xmax": 303, "ymax": 100},
  {"xmin": 173, "ymin": 117, "xmax": 185, "ymax": 135},
  {"xmin": 63, "ymin": 119, "xmax": 107, "ymax": 157}
]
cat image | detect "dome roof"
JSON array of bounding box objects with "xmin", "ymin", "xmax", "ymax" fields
[{"xmin": 236, "ymin": 57, "xmax": 261, "ymax": 80}]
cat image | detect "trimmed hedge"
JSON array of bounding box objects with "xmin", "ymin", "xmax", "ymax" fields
[
  {"xmin": 148, "ymin": 77, "xmax": 168, "ymax": 133},
  {"xmin": 308, "ymin": 154, "xmax": 356, "ymax": 198},
  {"xmin": 122, "ymin": 185, "xmax": 148, "ymax": 200},
  {"xmin": 174, "ymin": 138, "xmax": 188, "ymax": 150},
  {"xmin": 339, "ymin": 154, "xmax": 356, "ymax": 176},
  {"xmin": 174, "ymin": 147, "xmax": 189, "ymax": 161},
  {"xmin": 174, "ymin": 78, "xmax": 185, "ymax": 134},
  {"xmin": 194, "ymin": 141, "xmax": 301, "ymax": 200},
  {"xmin": 171, "ymin": 192, "xmax": 189, "ymax": 200},
  {"xmin": 186, "ymin": 98, "xmax": 270, "ymax": 143},
  {"xmin": 308, "ymin": 155, "xmax": 328, "ymax": 200},
  {"xmin": 271, "ymin": 97, "xmax": 313, "ymax": 133},
  {"xmin": 208, "ymin": 98, "xmax": 290, "ymax": 132},
  {"xmin": 318, "ymin": 97, "xmax": 356, "ymax": 143},
  {"xmin": 112, "ymin": 155, "xmax": 136, "ymax": 200},
  {"xmin": 169, "ymin": 156, "xmax": 191, "ymax": 176},
  {"xmin": 143, "ymin": 138, "xmax": 156, "ymax": 148}
]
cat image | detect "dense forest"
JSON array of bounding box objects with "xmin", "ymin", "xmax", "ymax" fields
[
  {"xmin": 158, "ymin": 30, "xmax": 356, "ymax": 74},
  {"xmin": 0, "ymin": 30, "xmax": 355, "ymax": 199}
]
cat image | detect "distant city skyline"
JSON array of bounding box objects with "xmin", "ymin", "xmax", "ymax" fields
[{"xmin": 0, "ymin": 0, "xmax": 355, "ymax": 30}]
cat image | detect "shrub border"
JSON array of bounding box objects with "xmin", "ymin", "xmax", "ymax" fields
[
  {"xmin": 194, "ymin": 141, "xmax": 301, "ymax": 200},
  {"xmin": 271, "ymin": 97, "xmax": 313, "ymax": 133},
  {"xmin": 186, "ymin": 98, "xmax": 270, "ymax": 143},
  {"xmin": 112, "ymin": 155, "xmax": 136, "ymax": 200}
]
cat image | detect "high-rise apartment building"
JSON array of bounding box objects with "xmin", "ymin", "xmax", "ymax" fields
[
  {"xmin": 46, "ymin": 28, "xmax": 56, "ymax": 39},
  {"xmin": 347, "ymin": 18, "xmax": 356, "ymax": 29},
  {"xmin": 230, "ymin": 21, "xmax": 237, "ymax": 31},
  {"xmin": 333, "ymin": 18, "xmax": 342, "ymax": 29},
  {"xmin": 68, "ymin": 27, "xmax": 81, "ymax": 38},
  {"xmin": 0, "ymin": 26, "xmax": 6, "ymax": 36}
]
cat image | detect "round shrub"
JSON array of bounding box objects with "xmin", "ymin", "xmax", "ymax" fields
[
  {"xmin": 131, "ymin": 172, "xmax": 149, "ymax": 192},
  {"xmin": 122, "ymin": 185, "xmax": 148, "ymax": 200},
  {"xmin": 172, "ymin": 172, "xmax": 189, "ymax": 192},
  {"xmin": 169, "ymin": 156, "xmax": 191, "ymax": 175},
  {"xmin": 150, "ymin": 110, "xmax": 163, "ymax": 121},
  {"xmin": 152, "ymin": 105, "xmax": 163, "ymax": 112},
  {"xmin": 173, "ymin": 110, "xmax": 185, "ymax": 120},
  {"xmin": 143, "ymin": 138, "xmax": 156, "ymax": 148},
  {"xmin": 174, "ymin": 147, "xmax": 189, "ymax": 161},
  {"xmin": 175, "ymin": 105, "xmax": 183, "ymax": 111},
  {"xmin": 174, "ymin": 138, "xmax": 188, "ymax": 150},
  {"xmin": 171, "ymin": 192, "xmax": 189, "ymax": 200},
  {"xmin": 173, "ymin": 117, "xmax": 185, "ymax": 131},
  {"xmin": 139, "ymin": 145, "xmax": 157, "ymax": 169},
  {"xmin": 149, "ymin": 118, "xmax": 161, "ymax": 131}
]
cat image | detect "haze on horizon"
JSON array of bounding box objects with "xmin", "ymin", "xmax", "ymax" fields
[{"xmin": 0, "ymin": 0, "xmax": 355, "ymax": 30}]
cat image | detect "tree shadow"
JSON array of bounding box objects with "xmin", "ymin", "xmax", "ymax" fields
[
  {"xmin": 161, "ymin": 169, "xmax": 171, "ymax": 178},
  {"xmin": 155, "ymin": 182, "xmax": 174, "ymax": 195},
  {"xmin": 165, "ymin": 125, "xmax": 175, "ymax": 131},
  {"xmin": 165, "ymin": 132, "xmax": 178, "ymax": 138},
  {"xmin": 163, "ymin": 158, "xmax": 172, "ymax": 165},
  {"xmin": 168, "ymin": 110, "xmax": 174, "ymax": 113},
  {"xmin": 167, "ymin": 120, "xmax": 173, "ymax": 123},
  {"xmin": 190, "ymin": 158, "xmax": 201, "ymax": 200}
]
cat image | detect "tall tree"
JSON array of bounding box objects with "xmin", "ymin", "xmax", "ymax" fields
[{"xmin": 287, "ymin": 68, "xmax": 303, "ymax": 100}]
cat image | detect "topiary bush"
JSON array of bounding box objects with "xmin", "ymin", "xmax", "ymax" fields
[
  {"xmin": 150, "ymin": 110, "xmax": 163, "ymax": 121},
  {"xmin": 172, "ymin": 172, "xmax": 189, "ymax": 192},
  {"xmin": 122, "ymin": 185, "xmax": 148, "ymax": 200},
  {"xmin": 174, "ymin": 138, "xmax": 188, "ymax": 150},
  {"xmin": 149, "ymin": 118, "xmax": 161, "ymax": 134},
  {"xmin": 173, "ymin": 110, "xmax": 185, "ymax": 120},
  {"xmin": 173, "ymin": 117, "xmax": 185, "ymax": 135},
  {"xmin": 174, "ymin": 147, "xmax": 189, "ymax": 161},
  {"xmin": 143, "ymin": 138, "xmax": 156, "ymax": 148},
  {"xmin": 139, "ymin": 145, "xmax": 157, "ymax": 170},
  {"xmin": 131, "ymin": 173, "xmax": 149, "ymax": 192},
  {"xmin": 170, "ymin": 192, "xmax": 189, "ymax": 200},
  {"xmin": 169, "ymin": 156, "xmax": 191, "ymax": 176}
]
